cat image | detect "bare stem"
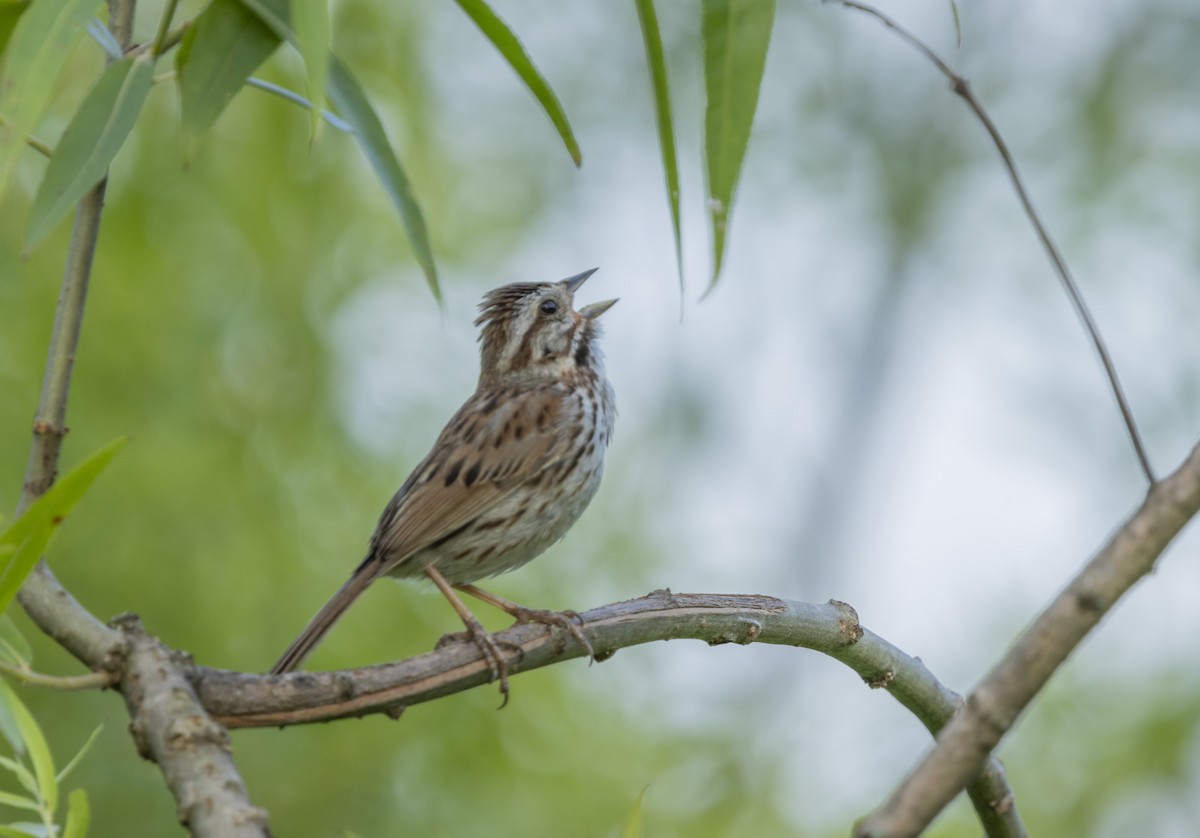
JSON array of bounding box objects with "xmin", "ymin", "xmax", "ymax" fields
[
  {"xmin": 0, "ymin": 116, "xmax": 53, "ymax": 158},
  {"xmin": 0, "ymin": 660, "xmax": 115, "ymax": 690},
  {"xmin": 13, "ymin": 0, "xmax": 128, "ymax": 661},
  {"xmin": 150, "ymin": 0, "xmax": 181, "ymax": 56},
  {"xmin": 834, "ymin": 0, "xmax": 1156, "ymax": 485},
  {"xmin": 196, "ymin": 593, "xmax": 1027, "ymax": 838}
]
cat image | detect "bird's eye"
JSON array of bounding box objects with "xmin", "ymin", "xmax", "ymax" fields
[{"xmin": 539, "ymin": 299, "xmax": 559, "ymax": 316}]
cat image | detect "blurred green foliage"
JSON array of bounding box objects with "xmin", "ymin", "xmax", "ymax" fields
[{"xmin": 1, "ymin": 1, "xmax": 1199, "ymax": 836}]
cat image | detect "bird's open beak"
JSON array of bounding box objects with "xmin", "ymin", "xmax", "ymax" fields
[
  {"xmin": 562, "ymin": 267, "xmax": 600, "ymax": 294},
  {"xmin": 578, "ymin": 298, "xmax": 618, "ymax": 320},
  {"xmin": 563, "ymin": 268, "xmax": 616, "ymax": 319}
]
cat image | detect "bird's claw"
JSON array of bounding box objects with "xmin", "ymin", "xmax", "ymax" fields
[{"xmin": 507, "ymin": 607, "xmax": 595, "ymax": 663}]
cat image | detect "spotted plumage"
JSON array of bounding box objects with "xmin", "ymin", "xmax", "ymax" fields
[{"xmin": 270, "ymin": 270, "xmax": 616, "ymax": 692}]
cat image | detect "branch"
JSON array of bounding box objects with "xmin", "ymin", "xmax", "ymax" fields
[
  {"xmin": 857, "ymin": 440, "xmax": 1200, "ymax": 837},
  {"xmin": 833, "ymin": 0, "xmax": 1156, "ymax": 485},
  {"xmin": 194, "ymin": 592, "xmax": 1026, "ymax": 838},
  {"xmin": 116, "ymin": 617, "xmax": 269, "ymax": 837},
  {"xmin": 0, "ymin": 659, "xmax": 115, "ymax": 690}
]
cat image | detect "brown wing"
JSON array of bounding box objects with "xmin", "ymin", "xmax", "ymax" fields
[
  {"xmin": 270, "ymin": 386, "xmax": 568, "ymax": 674},
  {"xmin": 367, "ymin": 386, "xmax": 567, "ymax": 571}
]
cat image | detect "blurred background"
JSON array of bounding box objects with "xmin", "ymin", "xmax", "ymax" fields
[{"xmin": 2, "ymin": 0, "xmax": 1200, "ymax": 835}]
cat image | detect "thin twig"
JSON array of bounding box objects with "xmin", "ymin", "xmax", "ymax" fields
[
  {"xmin": 150, "ymin": 0, "xmax": 181, "ymax": 57},
  {"xmin": 0, "ymin": 117, "xmax": 54, "ymax": 159},
  {"xmin": 834, "ymin": 0, "xmax": 1156, "ymax": 485},
  {"xmin": 857, "ymin": 440, "xmax": 1200, "ymax": 837},
  {"xmin": 195, "ymin": 593, "xmax": 1026, "ymax": 838},
  {"xmin": 0, "ymin": 659, "xmax": 115, "ymax": 690}
]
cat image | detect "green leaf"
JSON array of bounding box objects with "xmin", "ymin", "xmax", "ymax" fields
[
  {"xmin": 326, "ymin": 57, "xmax": 440, "ymax": 301},
  {"xmin": 0, "ymin": 790, "xmax": 38, "ymax": 812},
  {"xmin": 701, "ymin": 0, "xmax": 774, "ymax": 289},
  {"xmin": 0, "ymin": 0, "xmax": 98, "ymax": 207},
  {"xmin": 619, "ymin": 785, "xmax": 650, "ymax": 838},
  {"xmin": 0, "ymin": 439, "xmax": 126, "ymax": 616},
  {"xmin": 634, "ymin": 0, "xmax": 683, "ymax": 292},
  {"xmin": 61, "ymin": 789, "xmax": 88, "ymax": 838},
  {"xmin": 0, "ymin": 698, "xmax": 21, "ymax": 757},
  {"xmin": 245, "ymin": 77, "xmax": 351, "ymax": 132},
  {"xmin": 176, "ymin": 0, "xmax": 286, "ymax": 159},
  {"xmin": 0, "ymin": 0, "xmax": 30, "ymax": 59},
  {"xmin": 0, "ymin": 615, "xmax": 32, "ymax": 670},
  {"xmin": 25, "ymin": 55, "xmax": 154, "ymax": 250},
  {"xmin": 55, "ymin": 726, "xmax": 100, "ymax": 784},
  {"xmin": 453, "ymin": 0, "xmax": 581, "ymax": 167},
  {"xmin": 0, "ymin": 681, "xmax": 55, "ymax": 813},
  {"xmin": 236, "ymin": 0, "xmax": 440, "ymax": 300},
  {"xmin": 291, "ymin": 0, "xmax": 329, "ymax": 142},
  {"xmin": 0, "ymin": 824, "xmax": 44, "ymax": 838},
  {"xmin": 948, "ymin": 0, "xmax": 962, "ymax": 48}
]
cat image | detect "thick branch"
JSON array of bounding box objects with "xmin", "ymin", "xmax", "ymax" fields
[
  {"xmin": 116, "ymin": 617, "xmax": 269, "ymax": 837},
  {"xmin": 858, "ymin": 441, "xmax": 1200, "ymax": 837},
  {"xmin": 194, "ymin": 592, "xmax": 1025, "ymax": 838}
]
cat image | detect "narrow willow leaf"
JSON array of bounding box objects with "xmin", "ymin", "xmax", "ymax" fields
[
  {"xmin": 701, "ymin": 0, "xmax": 774, "ymax": 288},
  {"xmin": 0, "ymin": 0, "xmax": 97, "ymax": 206},
  {"xmin": 84, "ymin": 16, "xmax": 120, "ymax": 60},
  {"xmin": 245, "ymin": 77, "xmax": 351, "ymax": 132},
  {"xmin": 0, "ymin": 790, "xmax": 39, "ymax": 812},
  {"xmin": 0, "ymin": 701, "xmax": 20, "ymax": 755},
  {"xmin": 0, "ymin": 439, "xmax": 126, "ymax": 616},
  {"xmin": 0, "ymin": 0, "xmax": 30, "ymax": 58},
  {"xmin": 619, "ymin": 786, "xmax": 649, "ymax": 838},
  {"xmin": 291, "ymin": 0, "xmax": 329, "ymax": 142},
  {"xmin": 634, "ymin": 0, "xmax": 683, "ymax": 291},
  {"xmin": 238, "ymin": 0, "xmax": 440, "ymax": 299},
  {"xmin": 949, "ymin": 0, "xmax": 962, "ymax": 48},
  {"xmin": 0, "ymin": 681, "xmax": 55, "ymax": 813},
  {"xmin": 0, "ymin": 616, "xmax": 32, "ymax": 669},
  {"xmin": 0, "ymin": 824, "xmax": 43, "ymax": 838},
  {"xmin": 176, "ymin": 0, "xmax": 286, "ymax": 158},
  {"xmin": 326, "ymin": 57, "xmax": 440, "ymax": 300},
  {"xmin": 61, "ymin": 789, "xmax": 89, "ymax": 838},
  {"xmin": 25, "ymin": 55, "xmax": 154, "ymax": 250},
  {"xmin": 55, "ymin": 726, "xmax": 101, "ymax": 784},
  {"xmin": 453, "ymin": 0, "xmax": 581, "ymax": 166}
]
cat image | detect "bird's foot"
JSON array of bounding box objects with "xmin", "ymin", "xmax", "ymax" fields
[
  {"xmin": 438, "ymin": 614, "xmax": 525, "ymax": 707},
  {"xmin": 506, "ymin": 606, "xmax": 595, "ymax": 663}
]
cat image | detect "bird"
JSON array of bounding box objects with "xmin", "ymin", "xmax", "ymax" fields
[{"xmin": 270, "ymin": 268, "xmax": 617, "ymax": 700}]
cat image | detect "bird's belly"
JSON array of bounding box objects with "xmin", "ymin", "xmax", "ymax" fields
[{"xmin": 392, "ymin": 453, "xmax": 606, "ymax": 585}]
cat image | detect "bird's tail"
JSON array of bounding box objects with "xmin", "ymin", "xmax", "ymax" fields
[{"xmin": 269, "ymin": 565, "xmax": 379, "ymax": 675}]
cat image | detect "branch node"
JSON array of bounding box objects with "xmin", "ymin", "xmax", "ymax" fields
[
  {"xmin": 828, "ymin": 599, "xmax": 864, "ymax": 644},
  {"xmin": 707, "ymin": 617, "xmax": 763, "ymax": 646},
  {"xmin": 384, "ymin": 703, "xmax": 406, "ymax": 720},
  {"xmin": 991, "ymin": 792, "xmax": 1015, "ymax": 815},
  {"xmin": 649, "ymin": 587, "xmax": 675, "ymax": 605},
  {"xmin": 866, "ymin": 669, "xmax": 895, "ymax": 690},
  {"xmin": 31, "ymin": 420, "xmax": 69, "ymax": 437}
]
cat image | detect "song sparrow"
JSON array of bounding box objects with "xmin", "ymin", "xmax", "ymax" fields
[{"xmin": 270, "ymin": 269, "xmax": 617, "ymax": 699}]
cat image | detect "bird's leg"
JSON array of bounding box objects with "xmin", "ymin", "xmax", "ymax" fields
[
  {"xmin": 455, "ymin": 584, "xmax": 595, "ymax": 663},
  {"xmin": 425, "ymin": 567, "xmax": 516, "ymax": 704}
]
